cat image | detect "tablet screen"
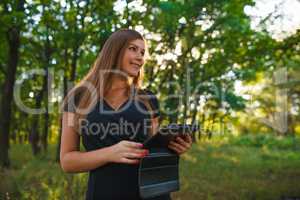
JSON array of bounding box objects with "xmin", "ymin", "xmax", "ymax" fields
[{"xmin": 143, "ymin": 124, "xmax": 199, "ymax": 149}]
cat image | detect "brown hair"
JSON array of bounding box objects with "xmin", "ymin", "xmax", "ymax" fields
[{"xmin": 63, "ymin": 29, "xmax": 156, "ymax": 135}]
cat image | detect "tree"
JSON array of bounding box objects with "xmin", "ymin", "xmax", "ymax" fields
[{"xmin": 0, "ymin": 0, "xmax": 25, "ymax": 168}]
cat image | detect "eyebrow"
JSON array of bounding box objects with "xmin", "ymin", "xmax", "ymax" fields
[{"xmin": 129, "ymin": 43, "xmax": 145, "ymax": 52}]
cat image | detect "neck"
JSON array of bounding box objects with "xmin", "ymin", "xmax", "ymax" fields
[{"xmin": 110, "ymin": 74, "xmax": 133, "ymax": 90}]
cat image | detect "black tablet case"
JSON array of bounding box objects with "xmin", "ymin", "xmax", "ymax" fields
[
  {"xmin": 138, "ymin": 148, "xmax": 179, "ymax": 199},
  {"xmin": 138, "ymin": 124, "xmax": 199, "ymax": 198},
  {"xmin": 138, "ymin": 124, "xmax": 198, "ymax": 198}
]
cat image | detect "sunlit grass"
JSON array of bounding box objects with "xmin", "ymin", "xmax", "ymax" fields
[
  {"xmin": 1, "ymin": 134, "xmax": 300, "ymax": 200},
  {"xmin": 173, "ymin": 134, "xmax": 300, "ymax": 200}
]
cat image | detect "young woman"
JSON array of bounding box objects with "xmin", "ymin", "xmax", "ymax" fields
[{"xmin": 60, "ymin": 29, "xmax": 193, "ymax": 200}]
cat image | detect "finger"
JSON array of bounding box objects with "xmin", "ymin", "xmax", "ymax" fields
[
  {"xmin": 175, "ymin": 137, "xmax": 190, "ymax": 149},
  {"xmin": 123, "ymin": 141, "xmax": 144, "ymax": 149},
  {"xmin": 168, "ymin": 144, "xmax": 183, "ymax": 154},
  {"xmin": 181, "ymin": 135, "xmax": 193, "ymax": 147},
  {"xmin": 176, "ymin": 137, "xmax": 189, "ymax": 148},
  {"xmin": 121, "ymin": 147, "xmax": 148, "ymax": 156},
  {"xmin": 130, "ymin": 148, "xmax": 149, "ymax": 155},
  {"xmin": 185, "ymin": 134, "xmax": 193, "ymax": 144},
  {"xmin": 124, "ymin": 152, "xmax": 147, "ymax": 159},
  {"xmin": 120, "ymin": 157, "xmax": 140, "ymax": 165},
  {"xmin": 169, "ymin": 141, "xmax": 186, "ymax": 152}
]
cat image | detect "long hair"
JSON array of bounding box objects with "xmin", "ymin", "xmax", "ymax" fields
[{"xmin": 63, "ymin": 29, "xmax": 155, "ymax": 133}]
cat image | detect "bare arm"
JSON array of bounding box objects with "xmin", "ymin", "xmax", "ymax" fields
[
  {"xmin": 60, "ymin": 112, "xmax": 113, "ymax": 173},
  {"xmin": 60, "ymin": 112, "xmax": 148, "ymax": 173}
]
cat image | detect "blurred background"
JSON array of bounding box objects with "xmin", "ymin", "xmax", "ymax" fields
[{"xmin": 0, "ymin": 0, "xmax": 300, "ymax": 199}]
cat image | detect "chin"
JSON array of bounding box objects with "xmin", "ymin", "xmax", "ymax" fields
[{"xmin": 126, "ymin": 70, "xmax": 140, "ymax": 78}]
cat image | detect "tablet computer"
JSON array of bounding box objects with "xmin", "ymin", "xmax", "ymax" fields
[{"xmin": 143, "ymin": 124, "xmax": 199, "ymax": 149}]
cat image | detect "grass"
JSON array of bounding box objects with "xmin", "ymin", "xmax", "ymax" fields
[
  {"xmin": 1, "ymin": 134, "xmax": 300, "ymax": 200},
  {"xmin": 173, "ymin": 135, "xmax": 300, "ymax": 200}
]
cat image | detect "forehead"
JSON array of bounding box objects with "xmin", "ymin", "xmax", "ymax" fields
[{"xmin": 128, "ymin": 39, "xmax": 145, "ymax": 51}]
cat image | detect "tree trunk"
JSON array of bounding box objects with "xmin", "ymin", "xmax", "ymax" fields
[
  {"xmin": 29, "ymin": 115, "xmax": 41, "ymax": 155},
  {"xmin": 0, "ymin": 0, "xmax": 24, "ymax": 167},
  {"xmin": 41, "ymin": 67, "xmax": 49, "ymax": 152},
  {"xmin": 42, "ymin": 105, "xmax": 49, "ymax": 152},
  {"xmin": 29, "ymin": 75, "xmax": 45, "ymax": 155},
  {"xmin": 41, "ymin": 29, "xmax": 52, "ymax": 152},
  {"xmin": 0, "ymin": 30, "xmax": 20, "ymax": 167},
  {"xmin": 56, "ymin": 48, "xmax": 69, "ymax": 162}
]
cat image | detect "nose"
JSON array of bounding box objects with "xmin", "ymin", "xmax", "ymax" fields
[
  {"xmin": 137, "ymin": 52, "xmax": 143, "ymax": 59},
  {"xmin": 135, "ymin": 53, "xmax": 144, "ymax": 63}
]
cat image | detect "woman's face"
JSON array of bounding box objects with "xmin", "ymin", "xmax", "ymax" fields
[{"xmin": 120, "ymin": 39, "xmax": 146, "ymax": 77}]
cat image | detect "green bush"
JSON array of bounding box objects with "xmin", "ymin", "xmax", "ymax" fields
[{"xmin": 230, "ymin": 134, "xmax": 300, "ymax": 150}]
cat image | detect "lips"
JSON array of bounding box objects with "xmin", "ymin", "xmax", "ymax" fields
[{"xmin": 131, "ymin": 63, "xmax": 141, "ymax": 69}]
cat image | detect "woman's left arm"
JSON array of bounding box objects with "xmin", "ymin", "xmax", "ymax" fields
[
  {"xmin": 151, "ymin": 116, "xmax": 193, "ymax": 155},
  {"xmin": 167, "ymin": 135, "xmax": 193, "ymax": 155}
]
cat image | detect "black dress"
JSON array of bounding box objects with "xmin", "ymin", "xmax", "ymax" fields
[{"xmin": 63, "ymin": 88, "xmax": 172, "ymax": 200}]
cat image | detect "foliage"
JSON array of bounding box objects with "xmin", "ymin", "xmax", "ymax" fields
[
  {"xmin": 0, "ymin": 3, "xmax": 299, "ymax": 200},
  {"xmin": 1, "ymin": 135, "xmax": 300, "ymax": 199}
]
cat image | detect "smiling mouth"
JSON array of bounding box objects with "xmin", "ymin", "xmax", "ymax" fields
[{"xmin": 131, "ymin": 63, "xmax": 141, "ymax": 68}]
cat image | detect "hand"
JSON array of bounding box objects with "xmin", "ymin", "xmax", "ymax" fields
[
  {"xmin": 108, "ymin": 140, "xmax": 149, "ymax": 164},
  {"xmin": 168, "ymin": 134, "xmax": 193, "ymax": 155}
]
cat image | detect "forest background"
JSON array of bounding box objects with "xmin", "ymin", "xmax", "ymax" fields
[{"xmin": 0, "ymin": 0, "xmax": 300, "ymax": 199}]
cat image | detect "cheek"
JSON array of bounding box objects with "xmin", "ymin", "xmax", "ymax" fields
[
  {"xmin": 122, "ymin": 52, "xmax": 131, "ymax": 65},
  {"xmin": 120, "ymin": 55, "xmax": 131, "ymax": 72}
]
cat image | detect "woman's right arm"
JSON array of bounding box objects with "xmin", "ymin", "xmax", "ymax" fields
[
  {"xmin": 60, "ymin": 112, "xmax": 112, "ymax": 173},
  {"xmin": 60, "ymin": 112, "xmax": 148, "ymax": 173}
]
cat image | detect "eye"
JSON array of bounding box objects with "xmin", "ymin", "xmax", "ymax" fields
[{"xmin": 129, "ymin": 46, "xmax": 137, "ymax": 51}]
